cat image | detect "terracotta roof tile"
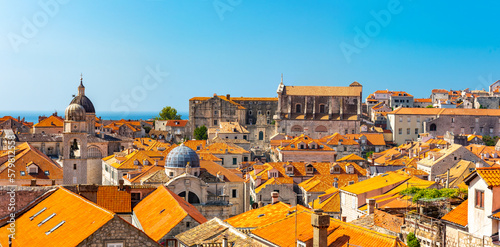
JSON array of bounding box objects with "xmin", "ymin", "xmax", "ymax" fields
[
  {"xmin": 96, "ymin": 186, "xmax": 132, "ymax": 213},
  {"xmin": 134, "ymin": 186, "xmax": 207, "ymax": 241},
  {"xmin": 285, "ymin": 85, "xmax": 362, "ymax": 97},
  {"xmin": 442, "ymin": 200, "xmax": 468, "ymax": 227},
  {"xmin": 34, "ymin": 115, "xmax": 64, "ymax": 128},
  {"xmin": 476, "ymin": 167, "xmax": 500, "ymax": 187},
  {"xmin": 0, "ymin": 187, "xmax": 114, "ymax": 247}
]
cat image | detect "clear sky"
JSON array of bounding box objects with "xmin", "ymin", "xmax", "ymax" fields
[{"xmin": 1, "ymin": 1, "xmax": 500, "ymax": 114}]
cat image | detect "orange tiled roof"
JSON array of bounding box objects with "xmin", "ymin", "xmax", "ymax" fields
[
  {"xmin": 341, "ymin": 172, "xmax": 410, "ymax": 195},
  {"xmin": 162, "ymin": 120, "xmax": 188, "ymax": 127},
  {"xmin": 432, "ymin": 89, "xmax": 449, "ymax": 93},
  {"xmin": 476, "ymin": 167, "xmax": 500, "ymax": 187},
  {"xmin": 0, "ymin": 142, "xmax": 63, "ymax": 181},
  {"xmin": 200, "ymin": 160, "xmax": 244, "ymax": 182},
  {"xmin": 284, "ymin": 85, "xmax": 362, "ymax": 97},
  {"xmin": 0, "ymin": 187, "xmax": 115, "ymax": 247},
  {"xmin": 336, "ymin": 153, "xmax": 365, "ymax": 162},
  {"xmin": 202, "ymin": 142, "xmax": 249, "ymax": 154},
  {"xmin": 96, "ymin": 186, "xmax": 132, "ymax": 213},
  {"xmin": 299, "ymin": 174, "xmax": 358, "ymax": 192},
  {"xmin": 230, "ymin": 97, "xmax": 278, "ymax": 101},
  {"xmin": 134, "ymin": 186, "xmax": 207, "ymax": 241},
  {"xmin": 310, "ymin": 189, "xmax": 340, "ymax": 212},
  {"xmin": 277, "ymin": 134, "xmax": 333, "ymax": 151},
  {"xmin": 34, "ymin": 115, "xmax": 64, "ymax": 128},
  {"xmin": 441, "ymin": 199, "xmax": 468, "ymax": 227},
  {"xmin": 225, "ymin": 202, "xmax": 307, "ymax": 229},
  {"xmin": 322, "ymin": 133, "xmax": 359, "ymax": 146},
  {"xmin": 345, "ymin": 133, "xmax": 386, "ymax": 146},
  {"xmin": 414, "ymin": 98, "xmax": 432, "ymax": 103},
  {"xmin": 251, "ymin": 210, "xmax": 405, "ymax": 247},
  {"xmin": 391, "ymin": 91, "xmax": 413, "ymax": 97}
]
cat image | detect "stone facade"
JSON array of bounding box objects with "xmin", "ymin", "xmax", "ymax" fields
[
  {"xmin": 77, "ymin": 215, "xmax": 160, "ymax": 247},
  {"xmin": 475, "ymin": 96, "xmax": 500, "ymax": 109},
  {"xmin": 274, "ymin": 81, "xmax": 363, "ymax": 139}
]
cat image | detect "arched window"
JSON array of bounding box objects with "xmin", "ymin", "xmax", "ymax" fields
[
  {"xmin": 296, "ymin": 104, "xmax": 302, "ymax": 113},
  {"xmin": 88, "ymin": 146, "xmax": 103, "ymax": 158},
  {"xmin": 430, "ymin": 124, "xmax": 437, "ymax": 131},
  {"xmin": 291, "ymin": 125, "xmax": 303, "ymax": 132},
  {"xmin": 315, "ymin": 125, "xmax": 327, "ymax": 132},
  {"xmin": 319, "ymin": 104, "xmax": 326, "ymax": 113},
  {"xmin": 259, "ymin": 131, "xmax": 264, "ymax": 140},
  {"xmin": 178, "ymin": 191, "xmax": 200, "ymax": 204}
]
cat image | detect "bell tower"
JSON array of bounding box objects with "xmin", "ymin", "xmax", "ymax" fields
[{"xmin": 62, "ymin": 82, "xmax": 89, "ymax": 185}]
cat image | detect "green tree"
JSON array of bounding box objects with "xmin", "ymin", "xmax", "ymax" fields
[
  {"xmin": 407, "ymin": 233, "xmax": 420, "ymax": 247},
  {"xmin": 483, "ymin": 135, "xmax": 499, "ymax": 146},
  {"xmin": 194, "ymin": 125, "xmax": 208, "ymax": 140},
  {"xmin": 426, "ymin": 105, "xmax": 434, "ymax": 108},
  {"xmin": 155, "ymin": 106, "xmax": 181, "ymax": 120},
  {"xmin": 365, "ymin": 151, "xmax": 374, "ymax": 159}
]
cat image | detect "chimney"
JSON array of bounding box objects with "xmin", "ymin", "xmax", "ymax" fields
[
  {"xmin": 476, "ymin": 161, "xmax": 484, "ymax": 168},
  {"xmin": 367, "ymin": 199, "xmax": 376, "ymax": 215},
  {"xmin": 30, "ymin": 179, "xmax": 36, "ymax": 187},
  {"xmin": 446, "ymin": 169, "xmax": 450, "ymax": 188},
  {"xmin": 222, "ymin": 236, "xmax": 228, "ymax": 247},
  {"xmin": 257, "ymin": 201, "xmax": 264, "ymax": 208},
  {"xmin": 311, "ymin": 209, "xmax": 330, "ymax": 247},
  {"xmin": 226, "ymin": 94, "xmax": 230, "ymax": 101},
  {"xmin": 119, "ymin": 179, "xmax": 124, "ymax": 191},
  {"xmin": 51, "ymin": 179, "xmax": 56, "ymax": 186},
  {"xmin": 271, "ymin": 191, "xmax": 279, "ymax": 204}
]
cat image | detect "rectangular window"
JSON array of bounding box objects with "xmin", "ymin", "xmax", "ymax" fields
[
  {"xmin": 232, "ymin": 158, "xmax": 237, "ymax": 165},
  {"xmin": 480, "ymin": 127, "xmax": 483, "ymax": 133},
  {"xmin": 451, "ymin": 118, "xmax": 455, "ymax": 123},
  {"xmin": 213, "ymin": 119, "xmax": 218, "ymax": 125},
  {"xmin": 475, "ymin": 190, "xmax": 484, "ymax": 208},
  {"xmin": 399, "ymin": 128, "xmax": 402, "ymax": 135},
  {"xmin": 399, "ymin": 117, "xmax": 403, "ymax": 122},
  {"xmin": 490, "ymin": 128, "xmax": 494, "ymax": 134},
  {"xmin": 415, "ymin": 128, "xmax": 419, "ymax": 135},
  {"xmin": 417, "ymin": 117, "xmax": 420, "ymax": 122},
  {"xmin": 107, "ymin": 244, "xmax": 123, "ymax": 247},
  {"xmin": 476, "ymin": 118, "xmax": 479, "ymax": 123},
  {"xmin": 407, "ymin": 117, "xmax": 411, "ymax": 122},
  {"xmin": 407, "ymin": 128, "xmax": 410, "ymax": 135},
  {"xmin": 232, "ymin": 189, "xmax": 237, "ymax": 198}
]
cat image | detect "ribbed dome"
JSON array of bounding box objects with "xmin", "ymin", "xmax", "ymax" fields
[
  {"xmin": 70, "ymin": 95, "xmax": 95, "ymax": 113},
  {"xmin": 166, "ymin": 143, "xmax": 200, "ymax": 168},
  {"xmin": 65, "ymin": 103, "xmax": 86, "ymax": 121}
]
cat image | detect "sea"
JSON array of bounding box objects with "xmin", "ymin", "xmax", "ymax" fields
[{"xmin": 0, "ymin": 111, "xmax": 189, "ymax": 123}]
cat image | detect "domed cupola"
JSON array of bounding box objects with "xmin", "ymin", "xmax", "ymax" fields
[
  {"xmin": 166, "ymin": 143, "xmax": 200, "ymax": 168},
  {"xmin": 70, "ymin": 75, "xmax": 95, "ymax": 113},
  {"xmin": 65, "ymin": 103, "xmax": 86, "ymax": 121}
]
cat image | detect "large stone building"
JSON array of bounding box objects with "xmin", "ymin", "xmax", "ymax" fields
[
  {"xmin": 387, "ymin": 107, "xmax": 500, "ymax": 145},
  {"xmin": 274, "ymin": 80, "xmax": 363, "ymax": 139},
  {"xmin": 189, "ymin": 94, "xmax": 278, "ymax": 148}
]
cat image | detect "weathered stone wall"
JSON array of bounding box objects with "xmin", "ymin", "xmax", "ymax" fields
[
  {"xmin": 77, "ymin": 215, "xmax": 161, "ymax": 247},
  {"xmin": 475, "ymin": 97, "xmax": 500, "ymax": 109},
  {"xmin": 0, "ymin": 186, "xmax": 55, "ymax": 219},
  {"xmin": 427, "ymin": 115, "xmax": 500, "ymax": 138}
]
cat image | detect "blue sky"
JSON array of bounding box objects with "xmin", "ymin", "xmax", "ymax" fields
[{"xmin": 1, "ymin": 1, "xmax": 500, "ymax": 114}]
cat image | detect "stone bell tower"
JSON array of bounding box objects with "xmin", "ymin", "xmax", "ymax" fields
[{"xmin": 62, "ymin": 78, "xmax": 90, "ymax": 185}]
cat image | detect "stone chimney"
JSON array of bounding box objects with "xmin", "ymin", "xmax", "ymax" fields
[
  {"xmin": 226, "ymin": 94, "xmax": 230, "ymax": 101},
  {"xmin": 119, "ymin": 179, "xmax": 124, "ymax": 191},
  {"xmin": 311, "ymin": 209, "xmax": 330, "ymax": 247},
  {"xmin": 367, "ymin": 198, "xmax": 376, "ymax": 215},
  {"xmin": 271, "ymin": 191, "xmax": 279, "ymax": 204}
]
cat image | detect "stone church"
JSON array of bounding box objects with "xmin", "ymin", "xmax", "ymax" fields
[{"xmin": 274, "ymin": 80, "xmax": 363, "ymax": 139}]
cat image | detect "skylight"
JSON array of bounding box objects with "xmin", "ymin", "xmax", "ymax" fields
[
  {"xmin": 29, "ymin": 207, "xmax": 47, "ymax": 221},
  {"xmin": 38, "ymin": 213, "xmax": 56, "ymax": 227},
  {"xmin": 45, "ymin": 221, "xmax": 65, "ymax": 235}
]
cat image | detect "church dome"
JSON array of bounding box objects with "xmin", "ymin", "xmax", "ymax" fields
[
  {"xmin": 65, "ymin": 103, "xmax": 86, "ymax": 121},
  {"xmin": 70, "ymin": 95, "xmax": 95, "ymax": 113},
  {"xmin": 165, "ymin": 143, "xmax": 200, "ymax": 168}
]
